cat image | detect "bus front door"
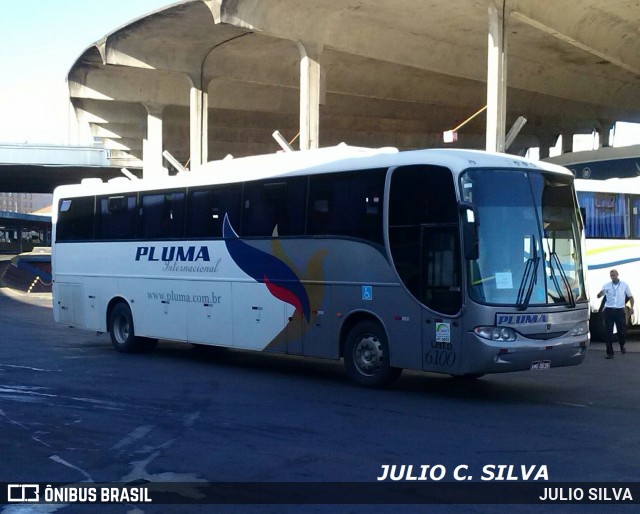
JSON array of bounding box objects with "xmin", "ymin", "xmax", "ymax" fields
[{"xmin": 419, "ymin": 224, "xmax": 463, "ymax": 374}]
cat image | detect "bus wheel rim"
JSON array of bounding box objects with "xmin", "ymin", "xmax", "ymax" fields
[
  {"xmin": 354, "ymin": 335, "xmax": 383, "ymax": 375},
  {"xmin": 114, "ymin": 314, "xmax": 129, "ymax": 344}
]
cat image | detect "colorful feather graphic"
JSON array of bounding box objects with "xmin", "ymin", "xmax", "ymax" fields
[{"xmin": 223, "ymin": 214, "xmax": 311, "ymax": 321}]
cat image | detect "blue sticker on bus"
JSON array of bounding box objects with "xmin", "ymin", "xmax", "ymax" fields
[{"xmin": 362, "ymin": 285, "xmax": 373, "ymax": 301}]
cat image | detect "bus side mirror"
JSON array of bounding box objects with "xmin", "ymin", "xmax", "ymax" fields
[{"xmin": 460, "ymin": 203, "xmax": 479, "ymax": 261}]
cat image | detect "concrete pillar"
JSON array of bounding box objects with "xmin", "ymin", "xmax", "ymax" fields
[
  {"xmin": 143, "ymin": 104, "xmax": 166, "ymax": 178},
  {"xmin": 596, "ymin": 120, "xmax": 615, "ymax": 148},
  {"xmin": 486, "ymin": 1, "xmax": 508, "ymax": 153},
  {"xmin": 536, "ymin": 134, "xmax": 558, "ymax": 160},
  {"xmin": 598, "ymin": 131, "xmax": 609, "ymax": 149},
  {"xmin": 561, "ymin": 133, "xmax": 573, "ymax": 154},
  {"xmin": 538, "ymin": 146, "xmax": 550, "ymax": 160},
  {"xmin": 298, "ymin": 42, "xmax": 322, "ymax": 150},
  {"xmin": 189, "ymin": 76, "xmax": 208, "ymax": 168}
]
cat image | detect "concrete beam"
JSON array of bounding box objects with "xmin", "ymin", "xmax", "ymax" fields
[
  {"xmin": 511, "ymin": 0, "xmax": 640, "ymax": 77},
  {"xmin": 89, "ymin": 122, "xmax": 145, "ymax": 140},
  {"xmin": 220, "ymin": 0, "xmax": 640, "ymax": 112},
  {"xmin": 110, "ymin": 150, "xmax": 143, "ymax": 167},
  {"xmin": 69, "ymin": 65, "xmax": 190, "ymax": 107},
  {"xmin": 61, "ymin": 0, "xmax": 640, "ymax": 167},
  {"xmin": 99, "ymin": 2, "xmax": 244, "ymax": 76},
  {"xmin": 72, "ymin": 99, "xmax": 147, "ymax": 125}
]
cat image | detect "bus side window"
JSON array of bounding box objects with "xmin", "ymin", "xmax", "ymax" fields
[
  {"xmin": 186, "ymin": 185, "xmax": 242, "ymax": 238},
  {"xmin": 186, "ymin": 189, "xmax": 218, "ymax": 238},
  {"xmin": 307, "ymin": 169, "xmax": 385, "ymax": 243},
  {"xmin": 139, "ymin": 190, "xmax": 185, "ymax": 239},
  {"xmin": 95, "ymin": 195, "xmax": 137, "ymax": 240},
  {"xmin": 243, "ymin": 181, "xmax": 278, "ymax": 237},
  {"xmin": 56, "ymin": 196, "xmax": 95, "ymax": 241},
  {"xmin": 308, "ymin": 181, "xmax": 331, "ymax": 236},
  {"xmin": 633, "ymin": 196, "xmax": 640, "ymax": 238},
  {"xmin": 242, "ymin": 178, "xmax": 306, "ymax": 237},
  {"xmin": 578, "ymin": 191, "xmax": 625, "ymax": 238}
]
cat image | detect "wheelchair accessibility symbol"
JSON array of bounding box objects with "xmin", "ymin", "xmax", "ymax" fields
[{"xmin": 362, "ymin": 285, "xmax": 373, "ymax": 301}]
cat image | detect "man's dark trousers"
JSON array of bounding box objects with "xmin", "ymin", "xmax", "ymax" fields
[{"xmin": 604, "ymin": 307, "xmax": 627, "ymax": 356}]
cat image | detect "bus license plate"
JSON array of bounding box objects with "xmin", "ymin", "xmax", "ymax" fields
[{"xmin": 530, "ymin": 360, "xmax": 551, "ymax": 370}]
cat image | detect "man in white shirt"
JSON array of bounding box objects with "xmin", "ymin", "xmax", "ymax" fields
[{"xmin": 597, "ymin": 269, "xmax": 634, "ymax": 359}]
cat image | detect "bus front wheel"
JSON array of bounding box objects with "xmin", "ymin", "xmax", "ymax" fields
[
  {"xmin": 109, "ymin": 302, "xmax": 156, "ymax": 353},
  {"xmin": 344, "ymin": 321, "xmax": 402, "ymax": 388}
]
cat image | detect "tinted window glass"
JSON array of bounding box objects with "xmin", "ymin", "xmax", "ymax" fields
[
  {"xmin": 139, "ymin": 190, "xmax": 185, "ymax": 239},
  {"xmin": 56, "ymin": 196, "xmax": 95, "ymax": 241},
  {"xmin": 389, "ymin": 165, "xmax": 457, "ymax": 226},
  {"xmin": 389, "ymin": 165, "xmax": 461, "ymax": 314},
  {"xmin": 95, "ymin": 195, "xmax": 137, "ymax": 240},
  {"xmin": 186, "ymin": 184, "xmax": 242, "ymax": 238},
  {"xmin": 577, "ymin": 191, "xmax": 626, "ymax": 238},
  {"xmin": 307, "ymin": 169, "xmax": 385, "ymax": 243},
  {"xmin": 242, "ymin": 177, "xmax": 307, "ymax": 237}
]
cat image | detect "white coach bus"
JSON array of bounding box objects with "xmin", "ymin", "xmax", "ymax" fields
[
  {"xmin": 52, "ymin": 145, "xmax": 589, "ymax": 387},
  {"xmin": 546, "ymin": 147, "xmax": 640, "ymax": 339},
  {"xmin": 573, "ymin": 177, "xmax": 640, "ymax": 339}
]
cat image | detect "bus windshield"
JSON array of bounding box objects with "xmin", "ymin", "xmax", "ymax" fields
[{"xmin": 461, "ymin": 169, "xmax": 586, "ymax": 307}]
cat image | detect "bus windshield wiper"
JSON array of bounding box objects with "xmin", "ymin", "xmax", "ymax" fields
[
  {"xmin": 550, "ymin": 251, "xmax": 576, "ymax": 308},
  {"xmin": 516, "ymin": 235, "xmax": 539, "ymax": 311}
]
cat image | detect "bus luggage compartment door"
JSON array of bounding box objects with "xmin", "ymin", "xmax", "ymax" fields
[
  {"xmin": 187, "ymin": 282, "xmax": 233, "ymax": 346},
  {"xmin": 231, "ymin": 282, "xmax": 288, "ymax": 350},
  {"xmin": 56, "ymin": 282, "xmax": 84, "ymax": 327}
]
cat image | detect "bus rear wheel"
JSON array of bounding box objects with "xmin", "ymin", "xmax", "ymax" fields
[
  {"xmin": 109, "ymin": 302, "xmax": 156, "ymax": 353},
  {"xmin": 344, "ymin": 321, "xmax": 402, "ymax": 388}
]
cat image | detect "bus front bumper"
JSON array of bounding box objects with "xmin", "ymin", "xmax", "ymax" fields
[{"xmin": 460, "ymin": 333, "xmax": 589, "ymax": 375}]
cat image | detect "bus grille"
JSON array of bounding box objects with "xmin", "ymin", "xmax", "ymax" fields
[{"xmin": 527, "ymin": 332, "xmax": 565, "ymax": 340}]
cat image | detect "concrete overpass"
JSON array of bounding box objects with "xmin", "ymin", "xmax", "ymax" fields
[
  {"xmin": 0, "ymin": 0, "xmax": 635, "ymax": 191},
  {"xmin": 65, "ymin": 0, "xmax": 640, "ymax": 179},
  {"xmin": 0, "ymin": 144, "xmax": 139, "ymax": 193}
]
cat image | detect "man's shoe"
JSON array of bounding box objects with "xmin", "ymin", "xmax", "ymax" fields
[
  {"xmin": 606, "ymin": 354, "xmax": 614, "ymax": 359},
  {"xmin": 621, "ymin": 347, "xmax": 627, "ymax": 354}
]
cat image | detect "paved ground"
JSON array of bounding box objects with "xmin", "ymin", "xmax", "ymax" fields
[{"xmin": 1, "ymin": 287, "xmax": 639, "ymax": 513}]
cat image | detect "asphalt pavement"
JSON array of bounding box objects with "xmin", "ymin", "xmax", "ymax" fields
[{"xmin": 2, "ymin": 285, "xmax": 640, "ymax": 513}]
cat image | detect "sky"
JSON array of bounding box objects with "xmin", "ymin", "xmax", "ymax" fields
[
  {"xmin": 0, "ymin": 0, "xmax": 639, "ymax": 151},
  {"xmin": 0, "ymin": 0, "xmax": 171, "ymax": 144}
]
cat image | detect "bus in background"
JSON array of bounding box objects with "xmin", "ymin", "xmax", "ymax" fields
[
  {"xmin": 546, "ymin": 147, "xmax": 640, "ymax": 339},
  {"xmin": 52, "ymin": 146, "xmax": 589, "ymax": 387},
  {"xmin": 545, "ymin": 144, "xmax": 640, "ymax": 180},
  {"xmin": 571, "ymin": 177, "xmax": 640, "ymax": 340}
]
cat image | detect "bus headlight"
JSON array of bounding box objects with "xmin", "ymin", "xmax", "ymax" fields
[
  {"xmin": 570, "ymin": 321, "xmax": 588, "ymax": 337},
  {"xmin": 474, "ymin": 326, "xmax": 517, "ymax": 342}
]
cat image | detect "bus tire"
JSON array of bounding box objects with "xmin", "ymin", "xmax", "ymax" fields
[
  {"xmin": 109, "ymin": 302, "xmax": 152, "ymax": 353},
  {"xmin": 344, "ymin": 321, "xmax": 402, "ymax": 388}
]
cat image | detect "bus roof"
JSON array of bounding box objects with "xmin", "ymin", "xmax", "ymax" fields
[
  {"xmin": 53, "ymin": 145, "xmax": 571, "ymax": 198},
  {"xmin": 544, "ymin": 144, "xmax": 640, "ymax": 166},
  {"xmin": 575, "ymin": 176, "xmax": 640, "ymax": 194}
]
